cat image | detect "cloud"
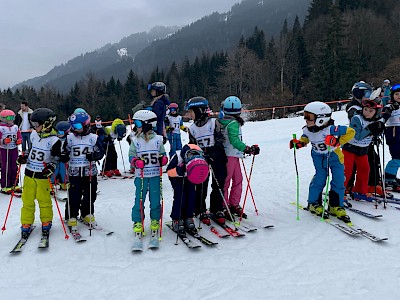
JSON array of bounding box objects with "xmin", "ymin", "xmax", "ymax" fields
[{"xmin": 0, "ymin": 0, "xmax": 238, "ymax": 89}]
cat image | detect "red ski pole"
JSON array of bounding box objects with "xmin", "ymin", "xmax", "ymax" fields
[
  {"xmin": 1, "ymin": 163, "xmax": 22, "ymax": 233},
  {"xmin": 45, "ymin": 163, "xmax": 69, "ymax": 239}
]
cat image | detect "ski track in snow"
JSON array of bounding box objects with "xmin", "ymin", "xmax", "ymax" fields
[{"xmin": 1, "ymin": 111, "xmax": 400, "ymax": 299}]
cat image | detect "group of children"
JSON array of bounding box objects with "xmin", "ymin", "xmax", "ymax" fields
[
  {"xmin": 290, "ymin": 81, "xmax": 400, "ymax": 221},
  {"xmin": 128, "ymin": 82, "xmax": 259, "ymax": 238}
]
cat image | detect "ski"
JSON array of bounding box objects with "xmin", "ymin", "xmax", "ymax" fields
[
  {"xmin": 166, "ymin": 223, "xmax": 201, "ymax": 249},
  {"xmin": 10, "ymin": 226, "xmax": 36, "ymax": 253},
  {"xmin": 212, "ymin": 220, "xmax": 245, "ymax": 238},
  {"xmin": 38, "ymin": 232, "xmax": 50, "ymax": 249},
  {"xmin": 198, "ymin": 219, "xmax": 230, "ymax": 238},
  {"xmin": 264, "ymin": 225, "xmax": 275, "ymax": 229},
  {"xmin": 131, "ymin": 232, "xmax": 143, "ymax": 252},
  {"xmin": 227, "ymin": 220, "xmax": 257, "ymax": 232},
  {"xmin": 185, "ymin": 228, "xmax": 218, "ymax": 246},
  {"xmin": 148, "ymin": 230, "xmax": 159, "ymax": 249},
  {"xmin": 343, "ymin": 203, "xmax": 383, "ymax": 218},
  {"xmin": 291, "ymin": 202, "xmax": 360, "ymax": 236},
  {"xmin": 79, "ymin": 219, "xmax": 114, "ymax": 236},
  {"xmin": 70, "ymin": 230, "xmax": 87, "ymax": 243}
]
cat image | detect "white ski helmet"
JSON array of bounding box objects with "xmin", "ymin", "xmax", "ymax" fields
[
  {"xmin": 304, "ymin": 101, "xmax": 332, "ymax": 127},
  {"xmin": 132, "ymin": 110, "xmax": 157, "ymax": 132}
]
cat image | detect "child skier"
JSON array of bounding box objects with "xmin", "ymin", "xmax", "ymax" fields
[
  {"xmin": 17, "ymin": 108, "xmax": 60, "ymax": 238},
  {"xmin": 290, "ymin": 101, "xmax": 355, "ymax": 222},
  {"xmin": 129, "ymin": 110, "xmax": 168, "ymax": 237},
  {"xmin": 343, "ymin": 92, "xmax": 384, "ymax": 201},
  {"xmin": 382, "ymin": 84, "xmax": 400, "ymax": 191},
  {"xmin": 65, "ymin": 111, "xmax": 104, "ymax": 232},
  {"xmin": 165, "ymin": 102, "xmax": 188, "ymax": 158},
  {"xmin": 100, "ymin": 118, "xmax": 127, "ymax": 177},
  {"xmin": 167, "ymin": 144, "xmax": 209, "ymax": 234},
  {"xmin": 0, "ymin": 109, "xmax": 22, "ymax": 194},
  {"xmin": 51, "ymin": 121, "xmax": 71, "ymax": 190},
  {"xmin": 148, "ymin": 81, "xmax": 170, "ymax": 144},
  {"xmin": 218, "ymin": 96, "xmax": 260, "ymax": 220},
  {"xmin": 186, "ymin": 96, "xmax": 228, "ymax": 225}
]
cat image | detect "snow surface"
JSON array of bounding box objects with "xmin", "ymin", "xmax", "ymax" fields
[{"xmin": 1, "ymin": 111, "xmax": 400, "ymax": 300}]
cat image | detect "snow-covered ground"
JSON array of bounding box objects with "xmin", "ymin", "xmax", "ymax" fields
[{"xmin": 1, "ymin": 111, "xmax": 400, "ymax": 300}]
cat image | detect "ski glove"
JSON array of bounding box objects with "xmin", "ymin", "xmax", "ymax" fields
[
  {"xmin": 244, "ymin": 144, "xmax": 260, "ymax": 155},
  {"xmin": 325, "ymin": 135, "xmax": 340, "ymax": 147},
  {"xmin": 16, "ymin": 154, "xmax": 28, "ymax": 165},
  {"xmin": 131, "ymin": 158, "xmax": 145, "ymax": 169},
  {"xmin": 42, "ymin": 163, "xmax": 56, "ymax": 177},
  {"xmin": 367, "ymin": 121, "xmax": 385, "ymax": 136},
  {"xmin": 16, "ymin": 139, "xmax": 22, "ymax": 145},
  {"xmin": 3, "ymin": 137, "xmax": 11, "ymax": 144},
  {"xmin": 389, "ymin": 101, "xmax": 400, "ymax": 112},
  {"xmin": 159, "ymin": 155, "xmax": 168, "ymax": 166},
  {"xmin": 289, "ymin": 139, "xmax": 305, "ymax": 149}
]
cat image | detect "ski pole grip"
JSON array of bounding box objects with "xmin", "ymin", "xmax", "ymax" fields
[{"xmin": 292, "ymin": 134, "xmax": 296, "ymax": 139}]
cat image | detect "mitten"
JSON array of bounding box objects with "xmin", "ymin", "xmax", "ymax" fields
[
  {"xmin": 16, "ymin": 139, "xmax": 22, "ymax": 145},
  {"xmin": 42, "ymin": 163, "xmax": 56, "ymax": 177},
  {"xmin": 3, "ymin": 137, "xmax": 11, "ymax": 144},
  {"xmin": 324, "ymin": 135, "xmax": 340, "ymax": 147},
  {"xmin": 159, "ymin": 155, "xmax": 168, "ymax": 166},
  {"xmin": 249, "ymin": 144, "xmax": 260, "ymax": 155},
  {"xmin": 367, "ymin": 122, "xmax": 385, "ymax": 136},
  {"xmin": 16, "ymin": 154, "xmax": 28, "ymax": 165},
  {"xmin": 289, "ymin": 139, "xmax": 305, "ymax": 149},
  {"xmin": 132, "ymin": 158, "xmax": 145, "ymax": 169}
]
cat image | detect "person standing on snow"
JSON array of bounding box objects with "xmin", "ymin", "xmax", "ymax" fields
[
  {"xmin": 147, "ymin": 82, "xmax": 170, "ymax": 144},
  {"xmin": 165, "ymin": 102, "xmax": 188, "ymax": 158},
  {"xmin": 290, "ymin": 101, "xmax": 355, "ymax": 222},
  {"xmin": 219, "ymin": 96, "xmax": 260, "ymax": 221},
  {"xmin": 15, "ymin": 100, "xmax": 34, "ymax": 153}
]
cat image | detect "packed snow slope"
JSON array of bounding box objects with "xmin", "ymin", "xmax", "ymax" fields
[{"xmin": 1, "ymin": 111, "xmax": 400, "ymax": 300}]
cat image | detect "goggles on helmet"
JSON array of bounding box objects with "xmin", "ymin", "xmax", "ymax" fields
[
  {"xmin": 303, "ymin": 112, "xmax": 316, "ymax": 121},
  {"xmin": 72, "ymin": 123, "xmax": 83, "ymax": 130},
  {"xmin": 362, "ymin": 99, "xmax": 382, "ymax": 109},
  {"xmin": 57, "ymin": 130, "xmax": 65, "ymax": 136},
  {"xmin": 3, "ymin": 115, "xmax": 15, "ymax": 121},
  {"xmin": 363, "ymin": 90, "xmax": 372, "ymax": 99},
  {"xmin": 134, "ymin": 120, "xmax": 142, "ymax": 128}
]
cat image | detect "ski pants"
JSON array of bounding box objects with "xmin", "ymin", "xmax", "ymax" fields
[
  {"xmin": 103, "ymin": 143, "xmax": 118, "ymax": 172},
  {"xmin": 169, "ymin": 176, "xmax": 196, "ymax": 220},
  {"xmin": 0, "ymin": 148, "xmax": 18, "ymax": 188},
  {"xmin": 308, "ymin": 151, "xmax": 345, "ymax": 207},
  {"xmin": 21, "ymin": 175, "xmax": 53, "ymax": 225},
  {"xmin": 195, "ymin": 158, "xmax": 226, "ymax": 215},
  {"xmin": 167, "ymin": 132, "xmax": 182, "ymax": 158},
  {"xmin": 65, "ymin": 175, "xmax": 98, "ymax": 220},
  {"xmin": 343, "ymin": 150, "xmax": 369, "ymax": 195},
  {"xmin": 131, "ymin": 176, "xmax": 161, "ymax": 223},
  {"xmin": 224, "ymin": 156, "xmax": 243, "ymax": 208}
]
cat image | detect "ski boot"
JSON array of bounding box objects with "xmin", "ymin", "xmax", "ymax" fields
[
  {"xmin": 21, "ymin": 224, "xmax": 32, "ymax": 239},
  {"xmin": 329, "ymin": 206, "xmax": 351, "ymax": 223},
  {"xmin": 1, "ymin": 187, "xmax": 12, "ymax": 194},
  {"xmin": 102, "ymin": 170, "xmax": 113, "ymax": 178},
  {"xmin": 308, "ymin": 203, "xmax": 325, "ymax": 217},
  {"xmin": 67, "ymin": 218, "xmax": 78, "ymax": 232},
  {"xmin": 113, "ymin": 169, "xmax": 122, "ymax": 176},
  {"xmin": 229, "ymin": 205, "xmax": 247, "ymax": 219},
  {"xmin": 150, "ymin": 219, "xmax": 160, "ymax": 231},
  {"xmin": 82, "ymin": 214, "xmax": 97, "ymax": 227},
  {"xmin": 42, "ymin": 221, "xmax": 52, "ymax": 236},
  {"xmin": 184, "ymin": 218, "xmax": 197, "ymax": 234},
  {"xmin": 133, "ymin": 222, "xmax": 143, "ymax": 233},
  {"xmin": 12, "ymin": 186, "xmax": 22, "ymax": 193},
  {"xmin": 172, "ymin": 220, "xmax": 185, "ymax": 235},
  {"xmin": 224, "ymin": 208, "xmax": 235, "ymax": 221},
  {"xmin": 199, "ymin": 211, "xmax": 211, "ymax": 225},
  {"xmin": 352, "ymin": 192, "xmax": 375, "ymax": 202},
  {"xmin": 212, "ymin": 211, "xmax": 226, "ymax": 226}
]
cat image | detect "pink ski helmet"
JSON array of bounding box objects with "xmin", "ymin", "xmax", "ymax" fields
[{"xmin": 182, "ymin": 144, "xmax": 209, "ymax": 184}]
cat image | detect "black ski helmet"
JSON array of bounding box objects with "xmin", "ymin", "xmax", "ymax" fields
[{"xmin": 30, "ymin": 108, "xmax": 57, "ymax": 132}]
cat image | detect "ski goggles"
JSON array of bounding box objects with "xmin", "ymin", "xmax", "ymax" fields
[
  {"xmin": 72, "ymin": 123, "xmax": 83, "ymax": 130},
  {"xmin": 303, "ymin": 111, "xmax": 316, "ymax": 121},
  {"xmin": 362, "ymin": 99, "xmax": 383, "ymax": 109},
  {"xmin": 362, "ymin": 90, "xmax": 372, "ymax": 99},
  {"xmin": 3, "ymin": 115, "xmax": 15, "ymax": 121},
  {"xmin": 134, "ymin": 120, "xmax": 142, "ymax": 128},
  {"xmin": 57, "ymin": 130, "xmax": 66, "ymax": 136}
]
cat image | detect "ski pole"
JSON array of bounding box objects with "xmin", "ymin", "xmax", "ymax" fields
[
  {"xmin": 45, "ymin": 163, "xmax": 69, "ymax": 239},
  {"xmin": 321, "ymin": 146, "xmax": 331, "ymax": 221},
  {"xmin": 159, "ymin": 161, "xmax": 164, "ymax": 241},
  {"xmin": 118, "ymin": 140, "xmax": 127, "ymax": 173},
  {"xmin": 101, "ymin": 142, "xmax": 110, "ymax": 177},
  {"xmin": 241, "ymin": 154, "xmax": 259, "ymax": 218},
  {"xmin": 376, "ymin": 136, "xmax": 387, "ymax": 208},
  {"xmin": 209, "ymin": 164, "xmax": 237, "ymax": 229},
  {"xmin": 292, "ymin": 134, "xmax": 300, "ymax": 221},
  {"xmin": 89, "ymin": 161, "xmax": 93, "ymax": 236},
  {"xmin": 381, "ymin": 134, "xmax": 387, "ymax": 208},
  {"xmin": 139, "ymin": 168, "xmax": 145, "ymax": 236},
  {"xmin": 1, "ymin": 163, "xmax": 22, "ymax": 233}
]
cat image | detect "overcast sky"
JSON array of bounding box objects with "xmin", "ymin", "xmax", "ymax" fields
[{"xmin": 0, "ymin": 0, "xmax": 239, "ymax": 90}]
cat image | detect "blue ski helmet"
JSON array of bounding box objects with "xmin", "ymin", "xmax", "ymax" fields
[
  {"xmin": 55, "ymin": 121, "xmax": 71, "ymax": 137},
  {"xmin": 74, "ymin": 107, "xmax": 87, "ymax": 114},
  {"xmin": 223, "ymin": 96, "xmax": 242, "ymax": 115},
  {"xmin": 185, "ymin": 97, "xmax": 209, "ymax": 119},
  {"xmin": 351, "ymin": 81, "xmax": 372, "ymax": 100},
  {"xmin": 391, "ymin": 84, "xmax": 400, "ymax": 101},
  {"xmin": 69, "ymin": 111, "xmax": 91, "ymax": 134}
]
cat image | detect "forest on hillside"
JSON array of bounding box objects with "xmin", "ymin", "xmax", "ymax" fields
[{"xmin": 1, "ymin": 0, "xmax": 399, "ymax": 121}]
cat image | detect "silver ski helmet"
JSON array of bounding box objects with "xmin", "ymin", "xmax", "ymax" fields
[
  {"xmin": 304, "ymin": 101, "xmax": 332, "ymax": 127},
  {"xmin": 132, "ymin": 110, "xmax": 157, "ymax": 133}
]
